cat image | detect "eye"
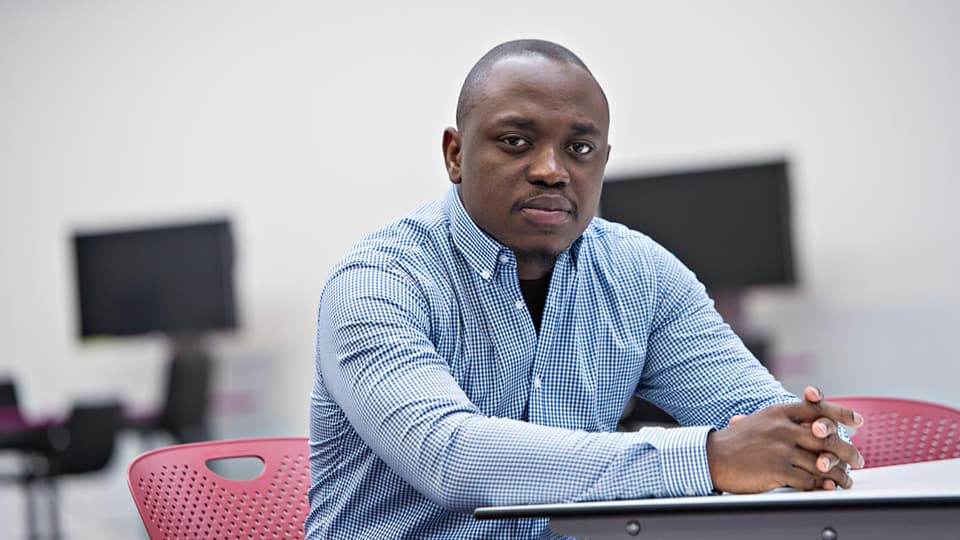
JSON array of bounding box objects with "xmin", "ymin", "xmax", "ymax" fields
[
  {"xmin": 568, "ymin": 141, "xmax": 594, "ymax": 155},
  {"xmin": 498, "ymin": 135, "xmax": 530, "ymax": 150}
]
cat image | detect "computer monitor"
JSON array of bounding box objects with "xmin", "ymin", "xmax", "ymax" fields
[
  {"xmin": 599, "ymin": 160, "xmax": 795, "ymax": 290},
  {"xmin": 73, "ymin": 218, "xmax": 237, "ymax": 338}
]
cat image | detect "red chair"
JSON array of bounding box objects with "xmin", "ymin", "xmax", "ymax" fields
[
  {"xmin": 831, "ymin": 397, "xmax": 960, "ymax": 468},
  {"xmin": 127, "ymin": 437, "xmax": 310, "ymax": 539}
]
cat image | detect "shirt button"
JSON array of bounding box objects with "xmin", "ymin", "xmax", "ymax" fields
[
  {"xmin": 514, "ymin": 299, "xmax": 524, "ymax": 310},
  {"xmin": 499, "ymin": 254, "xmax": 509, "ymax": 263},
  {"xmin": 480, "ymin": 270, "xmax": 491, "ymax": 280},
  {"xmin": 533, "ymin": 376, "xmax": 542, "ymax": 389},
  {"xmin": 684, "ymin": 486, "xmax": 696, "ymax": 496}
]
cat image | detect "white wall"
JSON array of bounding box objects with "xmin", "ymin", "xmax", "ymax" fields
[{"xmin": 2, "ymin": 0, "xmax": 958, "ymax": 440}]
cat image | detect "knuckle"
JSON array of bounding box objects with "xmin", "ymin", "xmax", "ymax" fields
[{"xmin": 824, "ymin": 434, "xmax": 842, "ymax": 450}]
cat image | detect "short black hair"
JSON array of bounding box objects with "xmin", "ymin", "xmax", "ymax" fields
[{"xmin": 455, "ymin": 39, "xmax": 608, "ymax": 128}]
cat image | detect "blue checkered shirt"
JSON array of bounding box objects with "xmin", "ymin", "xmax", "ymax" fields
[{"xmin": 307, "ymin": 185, "xmax": 795, "ymax": 539}]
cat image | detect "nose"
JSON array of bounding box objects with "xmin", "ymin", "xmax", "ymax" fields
[{"xmin": 527, "ymin": 145, "xmax": 569, "ymax": 186}]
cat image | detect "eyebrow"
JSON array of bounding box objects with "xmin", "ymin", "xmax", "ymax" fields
[
  {"xmin": 570, "ymin": 122, "xmax": 598, "ymax": 135},
  {"xmin": 492, "ymin": 115, "xmax": 535, "ymax": 128},
  {"xmin": 491, "ymin": 115, "xmax": 599, "ymax": 135}
]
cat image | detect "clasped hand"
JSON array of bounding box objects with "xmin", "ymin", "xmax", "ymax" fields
[{"xmin": 706, "ymin": 386, "xmax": 865, "ymax": 494}]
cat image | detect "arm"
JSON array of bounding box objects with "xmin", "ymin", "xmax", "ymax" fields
[
  {"xmin": 318, "ymin": 262, "xmax": 717, "ymax": 511},
  {"xmin": 639, "ymin": 242, "xmax": 795, "ymax": 427},
  {"xmin": 636, "ymin": 242, "xmax": 863, "ymax": 492}
]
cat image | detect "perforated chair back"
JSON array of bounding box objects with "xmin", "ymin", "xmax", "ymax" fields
[
  {"xmin": 127, "ymin": 437, "xmax": 310, "ymax": 539},
  {"xmin": 831, "ymin": 397, "xmax": 960, "ymax": 468}
]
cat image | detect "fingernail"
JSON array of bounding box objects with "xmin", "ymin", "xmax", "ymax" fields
[
  {"xmin": 819, "ymin": 457, "xmax": 830, "ymax": 471},
  {"xmin": 814, "ymin": 421, "xmax": 827, "ymax": 436},
  {"xmin": 853, "ymin": 411, "xmax": 864, "ymax": 426},
  {"xmin": 857, "ymin": 454, "xmax": 865, "ymax": 468}
]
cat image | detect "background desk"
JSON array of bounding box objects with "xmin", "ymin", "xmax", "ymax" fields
[{"xmin": 474, "ymin": 458, "xmax": 960, "ymax": 540}]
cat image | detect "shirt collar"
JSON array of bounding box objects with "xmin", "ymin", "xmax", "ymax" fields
[
  {"xmin": 444, "ymin": 184, "xmax": 590, "ymax": 278},
  {"xmin": 446, "ymin": 185, "xmax": 504, "ymax": 279}
]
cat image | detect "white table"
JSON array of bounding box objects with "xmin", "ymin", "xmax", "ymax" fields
[{"xmin": 473, "ymin": 458, "xmax": 960, "ymax": 539}]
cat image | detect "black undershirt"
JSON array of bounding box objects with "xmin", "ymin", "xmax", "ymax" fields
[{"xmin": 518, "ymin": 275, "xmax": 551, "ymax": 334}]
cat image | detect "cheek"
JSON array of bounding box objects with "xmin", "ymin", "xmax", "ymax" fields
[
  {"xmin": 469, "ymin": 164, "xmax": 516, "ymax": 197},
  {"xmin": 574, "ymin": 171, "xmax": 602, "ymax": 194}
]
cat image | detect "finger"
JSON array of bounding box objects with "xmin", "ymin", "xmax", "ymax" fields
[
  {"xmin": 788, "ymin": 395, "xmax": 864, "ymax": 428},
  {"xmin": 781, "ymin": 462, "xmax": 818, "ymax": 491},
  {"xmin": 817, "ymin": 399, "xmax": 864, "ymax": 428},
  {"xmin": 826, "ymin": 465, "xmax": 853, "ymax": 489},
  {"xmin": 821, "ymin": 474, "xmax": 854, "ymax": 490},
  {"xmin": 803, "ymin": 386, "xmax": 823, "ymax": 404},
  {"xmin": 794, "ymin": 428, "xmax": 865, "ymax": 469},
  {"xmin": 811, "ymin": 417, "xmax": 836, "ymax": 439},
  {"xmin": 728, "ymin": 414, "xmax": 746, "ymax": 426},
  {"xmin": 815, "ymin": 452, "xmax": 840, "ymax": 473},
  {"xmin": 790, "ymin": 450, "xmax": 853, "ymax": 490}
]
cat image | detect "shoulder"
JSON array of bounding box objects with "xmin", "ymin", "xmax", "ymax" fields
[
  {"xmin": 579, "ymin": 217, "xmax": 702, "ymax": 297},
  {"xmin": 332, "ymin": 199, "xmax": 450, "ymax": 276},
  {"xmin": 319, "ymin": 200, "xmax": 453, "ymax": 326},
  {"xmin": 580, "ymin": 217, "xmax": 669, "ymax": 267}
]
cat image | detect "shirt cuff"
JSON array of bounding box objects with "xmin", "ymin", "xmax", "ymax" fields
[{"xmin": 655, "ymin": 425, "xmax": 716, "ymax": 497}]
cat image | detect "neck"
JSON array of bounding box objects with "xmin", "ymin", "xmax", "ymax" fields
[{"xmin": 516, "ymin": 253, "xmax": 556, "ymax": 280}]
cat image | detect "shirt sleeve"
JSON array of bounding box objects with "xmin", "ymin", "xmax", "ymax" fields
[
  {"xmin": 640, "ymin": 240, "xmax": 798, "ymax": 429},
  {"xmin": 318, "ymin": 261, "xmax": 722, "ymax": 512}
]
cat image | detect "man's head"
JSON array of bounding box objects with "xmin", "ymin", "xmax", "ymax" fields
[{"xmin": 442, "ymin": 39, "xmax": 611, "ymax": 279}]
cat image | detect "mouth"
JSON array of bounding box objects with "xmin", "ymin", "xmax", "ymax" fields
[{"xmin": 518, "ymin": 195, "xmax": 575, "ymax": 226}]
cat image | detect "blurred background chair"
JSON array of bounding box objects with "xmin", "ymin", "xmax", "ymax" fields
[
  {"xmin": 0, "ymin": 377, "xmax": 25, "ymax": 430},
  {"xmin": 127, "ymin": 437, "xmax": 310, "ymax": 539},
  {"xmin": 1, "ymin": 377, "xmax": 19, "ymax": 408},
  {"xmin": 831, "ymin": 396, "xmax": 960, "ymax": 468},
  {"xmin": 125, "ymin": 351, "xmax": 213, "ymax": 444},
  {"xmin": 4, "ymin": 401, "xmax": 124, "ymax": 539}
]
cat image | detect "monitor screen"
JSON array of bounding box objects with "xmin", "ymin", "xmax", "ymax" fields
[
  {"xmin": 599, "ymin": 161, "xmax": 795, "ymax": 289},
  {"xmin": 73, "ymin": 218, "xmax": 237, "ymax": 337}
]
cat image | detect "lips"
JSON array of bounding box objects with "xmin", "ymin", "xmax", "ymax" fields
[
  {"xmin": 520, "ymin": 195, "xmax": 574, "ymax": 213},
  {"xmin": 518, "ymin": 195, "xmax": 575, "ymax": 225}
]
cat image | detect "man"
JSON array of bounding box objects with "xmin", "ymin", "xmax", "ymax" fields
[{"xmin": 307, "ymin": 39, "xmax": 863, "ymax": 539}]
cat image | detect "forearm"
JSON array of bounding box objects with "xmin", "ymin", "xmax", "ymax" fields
[
  {"xmin": 323, "ymin": 357, "xmax": 718, "ymax": 511},
  {"xmin": 420, "ymin": 414, "xmax": 716, "ymax": 510}
]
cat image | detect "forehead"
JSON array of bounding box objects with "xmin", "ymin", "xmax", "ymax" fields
[{"xmin": 463, "ymin": 55, "xmax": 609, "ymax": 132}]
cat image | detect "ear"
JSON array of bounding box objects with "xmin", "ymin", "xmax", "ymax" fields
[{"xmin": 442, "ymin": 127, "xmax": 463, "ymax": 184}]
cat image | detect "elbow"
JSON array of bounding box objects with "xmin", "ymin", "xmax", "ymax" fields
[
  {"xmin": 415, "ymin": 416, "xmax": 491, "ymax": 513},
  {"xmin": 426, "ymin": 476, "xmax": 485, "ymax": 514}
]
